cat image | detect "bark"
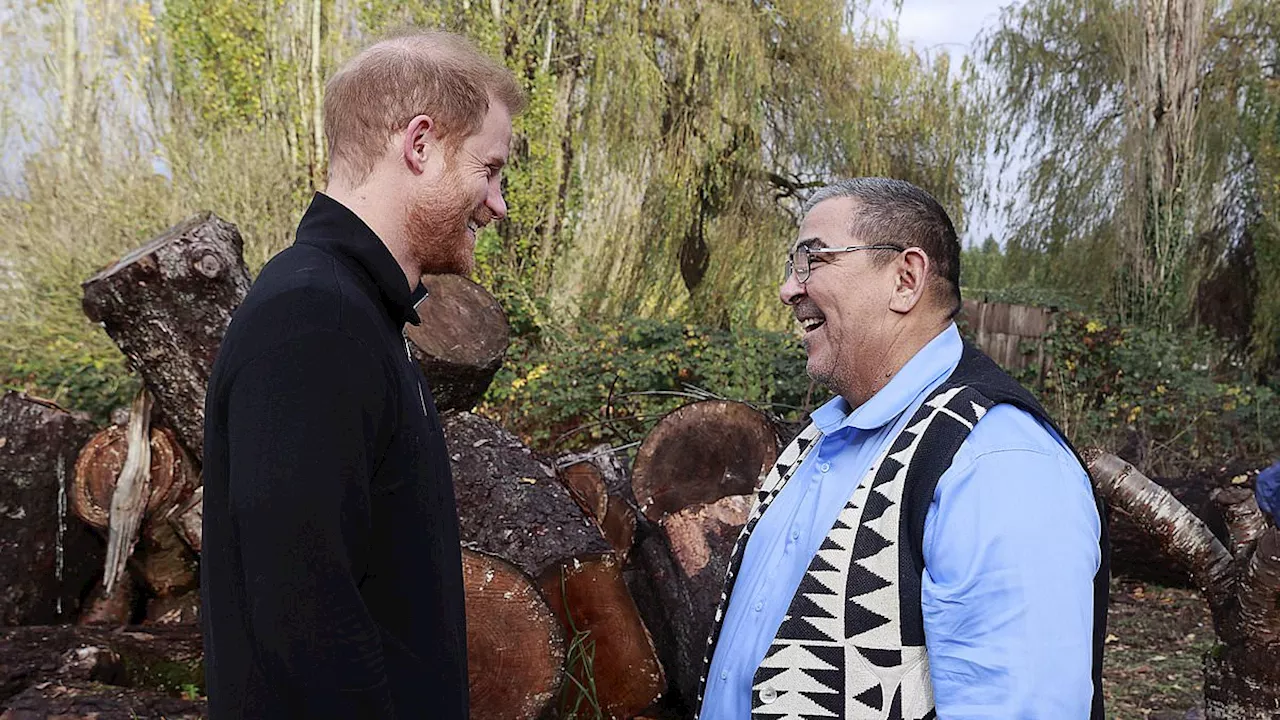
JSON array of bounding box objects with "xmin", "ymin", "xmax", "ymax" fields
[
  {"xmin": 81, "ymin": 212, "xmax": 252, "ymax": 462},
  {"xmin": 132, "ymin": 521, "xmax": 197, "ymax": 600},
  {"xmin": 445, "ymin": 411, "xmax": 611, "ymax": 578},
  {"xmin": 165, "ymin": 487, "xmax": 203, "ymax": 555},
  {"xmin": 463, "ymin": 549, "xmax": 563, "ymax": 720},
  {"xmin": 1212, "ymin": 487, "xmax": 1268, "ymax": 560},
  {"xmin": 406, "ymin": 274, "xmax": 511, "ymax": 413},
  {"xmin": 558, "ymin": 460, "xmax": 637, "ymax": 562},
  {"xmin": 1110, "ymin": 469, "xmax": 1228, "ymax": 587},
  {"xmin": 0, "ymin": 680, "xmax": 205, "ymax": 720},
  {"xmin": 631, "ymin": 400, "xmax": 778, "ymax": 524},
  {"xmin": 0, "ymin": 392, "xmax": 101, "ymax": 626},
  {"xmin": 1086, "ymin": 450, "xmax": 1234, "ymax": 612},
  {"xmin": 538, "ymin": 553, "xmax": 664, "ymax": 719},
  {"xmin": 656, "ymin": 495, "xmax": 752, "ymax": 705},
  {"xmin": 78, "ymin": 578, "xmax": 136, "ymax": 627},
  {"xmin": 0, "ymin": 624, "xmax": 203, "ymax": 711},
  {"xmin": 143, "ymin": 591, "xmax": 199, "ymax": 626},
  {"xmin": 102, "ymin": 390, "xmax": 153, "ymax": 597}
]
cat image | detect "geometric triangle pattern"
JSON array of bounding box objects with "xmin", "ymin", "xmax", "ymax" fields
[{"xmin": 698, "ymin": 383, "xmax": 998, "ymax": 719}]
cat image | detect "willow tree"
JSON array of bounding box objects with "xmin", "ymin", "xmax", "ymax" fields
[
  {"xmin": 983, "ymin": 0, "xmax": 1280, "ymax": 351},
  {"xmin": 359, "ymin": 0, "xmax": 984, "ymax": 332}
]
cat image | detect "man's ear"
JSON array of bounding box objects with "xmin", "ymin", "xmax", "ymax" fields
[
  {"xmin": 401, "ymin": 114, "xmax": 437, "ymax": 174},
  {"xmin": 888, "ymin": 247, "xmax": 931, "ymax": 314}
]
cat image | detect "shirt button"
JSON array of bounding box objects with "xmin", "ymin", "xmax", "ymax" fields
[
  {"xmin": 720, "ymin": 670, "xmax": 728, "ymax": 680},
  {"xmin": 791, "ymin": 528, "xmax": 800, "ymax": 541},
  {"xmin": 820, "ymin": 462, "xmax": 831, "ymax": 473},
  {"xmin": 760, "ymin": 686, "xmax": 778, "ymax": 704},
  {"xmin": 754, "ymin": 600, "xmax": 763, "ymax": 612}
]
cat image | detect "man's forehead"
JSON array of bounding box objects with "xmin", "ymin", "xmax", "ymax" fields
[{"xmin": 796, "ymin": 195, "xmax": 859, "ymax": 247}]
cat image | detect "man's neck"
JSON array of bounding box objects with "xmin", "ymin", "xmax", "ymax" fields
[
  {"xmin": 321, "ymin": 183, "xmax": 419, "ymax": 291},
  {"xmin": 842, "ymin": 317, "xmax": 953, "ymax": 408}
]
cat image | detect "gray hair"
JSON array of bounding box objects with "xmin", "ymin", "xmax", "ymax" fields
[{"xmin": 802, "ymin": 177, "xmax": 961, "ymax": 316}]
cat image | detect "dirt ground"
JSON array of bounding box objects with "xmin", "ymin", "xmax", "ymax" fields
[{"xmin": 1104, "ymin": 578, "xmax": 1215, "ymax": 720}]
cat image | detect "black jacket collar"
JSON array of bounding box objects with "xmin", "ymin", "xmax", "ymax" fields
[{"xmin": 295, "ymin": 192, "xmax": 428, "ymax": 326}]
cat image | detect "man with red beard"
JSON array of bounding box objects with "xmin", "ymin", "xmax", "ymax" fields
[{"xmin": 200, "ymin": 30, "xmax": 524, "ymax": 719}]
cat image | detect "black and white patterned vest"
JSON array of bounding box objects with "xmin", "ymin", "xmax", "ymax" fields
[{"xmin": 695, "ymin": 343, "xmax": 1108, "ymax": 720}]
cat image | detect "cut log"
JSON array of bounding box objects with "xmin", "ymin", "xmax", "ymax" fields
[
  {"xmin": 0, "ymin": 680, "xmax": 205, "ymax": 720},
  {"xmin": 539, "ymin": 554, "xmax": 664, "ymax": 720},
  {"xmin": 71, "ymin": 423, "xmax": 196, "ymax": 533},
  {"xmin": 0, "ymin": 624, "xmax": 203, "ymax": 711},
  {"xmin": 625, "ymin": 400, "xmax": 777, "ymax": 706},
  {"xmin": 0, "ymin": 392, "xmax": 102, "ymax": 626},
  {"xmin": 446, "ymin": 412, "xmax": 611, "ymax": 578},
  {"xmin": 406, "ymin": 274, "xmax": 510, "ymax": 413},
  {"xmin": 81, "ymin": 212, "xmax": 252, "ymax": 462},
  {"xmin": 144, "ymin": 591, "xmax": 199, "ymax": 626},
  {"xmin": 559, "ymin": 460, "xmax": 637, "ymax": 562},
  {"xmin": 631, "ymin": 400, "xmax": 778, "ymax": 523},
  {"xmin": 463, "ymin": 549, "xmax": 563, "ymax": 720},
  {"xmin": 78, "ymin": 577, "xmax": 136, "ymax": 627},
  {"xmin": 165, "ymin": 487, "xmax": 203, "ymax": 555},
  {"xmin": 132, "ymin": 521, "xmax": 198, "ymax": 600},
  {"xmin": 71, "ymin": 410, "xmax": 198, "ymax": 599}
]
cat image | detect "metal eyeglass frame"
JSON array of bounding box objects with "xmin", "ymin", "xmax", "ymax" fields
[{"xmin": 784, "ymin": 243, "xmax": 905, "ymax": 283}]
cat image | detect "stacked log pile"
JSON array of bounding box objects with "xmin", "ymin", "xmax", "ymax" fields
[{"xmin": 3, "ymin": 213, "xmax": 788, "ymax": 718}]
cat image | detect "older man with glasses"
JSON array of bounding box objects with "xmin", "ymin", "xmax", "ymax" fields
[{"xmin": 695, "ymin": 177, "xmax": 1108, "ymax": 720}]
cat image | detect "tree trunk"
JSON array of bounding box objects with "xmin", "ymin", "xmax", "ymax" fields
[
  {"xmin": 463, "ymin": 548, "xmax": 563, "ymax": 720},
  {"xmin": 406, "ymin": 274, "xmax": 511, "ymax": 413},
  {"xmin": 630, "ymin": 400, "xmax": 778, "ymax": 524},
  {"xmin": 78, "ymin": 577, "xmax": 136, "ymax": 627},
  {"xmin": 81, "ymin": 212, "xmax": 252, "ymax": 462},
  {"xmin": 1087, "ymin": 450, "xmax": 1280, "ymax": 719},
  {"xmin": 0, "ymin": 680, "xmax": 205, "ymax": 720},
  {"xmin": 0, "ymin": 393, "xmax": 101, "ymax": 627},
  {"xmin": 445, "ymin": 411, "xmax": 611, "ymax": 578},
  {"xmin": 627, "ymin": 400, "xmax": 778, "ymax": 707},
  {"xmin": 539, "ymin": 553, "xmax": 665, "ymax": 719},
  {"xmin": 1110, "ymin": 470, "xmax": 1229, "ymax": 587}
]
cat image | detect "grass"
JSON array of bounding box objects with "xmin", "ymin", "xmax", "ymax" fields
[{"xmin": 1104, "ymin": 578, "xmax": 1214, "ymax": 719}]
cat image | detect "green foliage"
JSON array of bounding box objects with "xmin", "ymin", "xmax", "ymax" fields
[
  {"xmin": 1025, "ymin": 314, "xmax": 1280, "ymax": 475},
  {"xmin": 480, "ymin": 317, "xmax": 812, "ymax": 452}
]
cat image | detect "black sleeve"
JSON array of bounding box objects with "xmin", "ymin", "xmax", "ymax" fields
[{"xmin": 225, "ymin": 329, "xmax": 396, "ymax": 719}]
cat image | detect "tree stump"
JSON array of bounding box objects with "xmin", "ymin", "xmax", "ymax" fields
[
  {"xmin": 463, "ymin": 549, "xmax": 563, "ymax": 720},
  {"xmin": 81, "ymin": 212, "xmax": 251, "ymax": 462},
  {"xmin": 0, "ymin": 393, "xmax": 102, "ymax": 626},
  {"xmin": 539, "ymin": 553, "xmax": 665, "ymax": 719},
  {"xmin": 406, "ymin": 274, "xmax": 510, "ymax": 413},
  {"xmin": 627, "ymin": 400, "xmax": 778, "ymax": 707},
  {"xmin": 166, "ymin": 487, "xmax": 203, "ymax": 555}
]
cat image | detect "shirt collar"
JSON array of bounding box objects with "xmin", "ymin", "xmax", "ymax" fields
[
  {"xmin": 811, "ymin": 323, "xmax": 963, "ymax": 434},
  {"xmin": 294, "ymin": 192, "xmax": 428, "ymax": 326}
]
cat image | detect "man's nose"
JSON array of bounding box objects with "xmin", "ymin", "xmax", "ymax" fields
[
  {"xmin": 780, "ymin": 272, "xmax": 805, "ymax": 306},
  {"xmin": 487, "ymin": 184, "xmax": 507, "ymax": 221}
]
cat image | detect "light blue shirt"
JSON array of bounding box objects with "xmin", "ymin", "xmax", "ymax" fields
[{"xmin": 700, "ymin": 324, "xmax": 1100, "ymax": 719}]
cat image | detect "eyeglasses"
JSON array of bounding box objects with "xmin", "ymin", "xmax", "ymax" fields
[{"xmin": 783, "ymin": 243, "xmax": 905, "ymax": 283}]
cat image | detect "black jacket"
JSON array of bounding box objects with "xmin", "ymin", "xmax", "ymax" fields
[{"xmin": 201, "ymin": 193, "xmax": 467, "ymax": 719}]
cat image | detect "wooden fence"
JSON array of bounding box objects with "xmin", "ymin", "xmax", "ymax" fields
[{"xmin": 956, "ymin": 299, "xmax": 1057, "ymax": 381}]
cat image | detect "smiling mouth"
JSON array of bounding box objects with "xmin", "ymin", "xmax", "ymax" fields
[{"xmin": 799, "ymin": 317, "xmax": 825, "ymax": 333}]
